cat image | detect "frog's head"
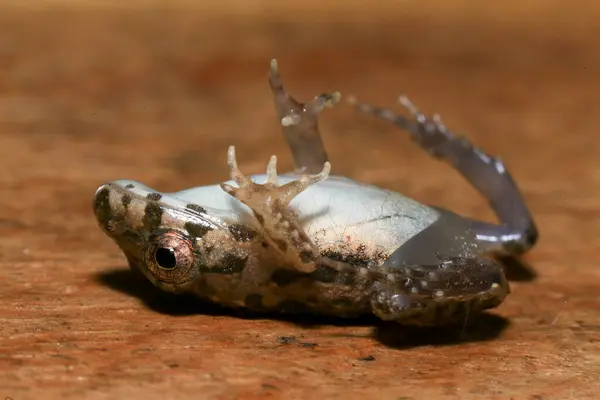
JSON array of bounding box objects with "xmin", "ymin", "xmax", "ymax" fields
[{"xmin": 93, "ymin": 180, "xmax": 224, "ymax": 293}]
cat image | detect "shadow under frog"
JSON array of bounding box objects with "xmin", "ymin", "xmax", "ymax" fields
[{"xmin": 95, "ymin": 267, "xmax": 510, "ymax": 349}]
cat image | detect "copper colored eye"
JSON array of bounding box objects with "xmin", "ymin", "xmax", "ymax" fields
[{"xmin": 145, "ymin": 230, "xmax": 195, "ymax": 285}]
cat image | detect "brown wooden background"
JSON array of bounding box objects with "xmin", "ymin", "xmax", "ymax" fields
[{"xmin": 1, "ymin": 1, "xmax": 599, "ymax": 399}]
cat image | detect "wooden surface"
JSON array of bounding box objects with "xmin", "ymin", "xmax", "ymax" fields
[{"xmin": 1, "ymin": 2, "xmax": 600, "ymax": 399}]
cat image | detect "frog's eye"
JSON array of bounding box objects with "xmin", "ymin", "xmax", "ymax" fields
[
  {"xmin": 144, "ymin": 230, "xmax": 196, "ymax": 285},
  {"xmin": 155, "ymin": 247, "xmax": 177, "ymax": 270}
]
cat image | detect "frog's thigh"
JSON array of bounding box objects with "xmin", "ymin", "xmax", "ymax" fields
[
  {"xmin": 384, "ymin": 209, "xmax": 506, "ymax": 266},
  {"xmin": 371, "ymin": 256, "xmax": 508, "ymax": 326}
]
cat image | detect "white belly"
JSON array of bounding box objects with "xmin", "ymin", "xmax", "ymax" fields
[{"xmin": 173, "ymin": 174, "xmax": 439, "ymax": 256}]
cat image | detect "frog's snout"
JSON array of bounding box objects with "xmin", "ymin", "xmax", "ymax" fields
[
  {"xmin": 93, "ymin": 182, "xmax": 146, "ymax": 267},
  {"xmin": 93, "ymin": 182, "xmax": 134, "ymax": 235},
  {"xmin": 93, "ymin": 183, "xmax": 117, "ymax": 233}
]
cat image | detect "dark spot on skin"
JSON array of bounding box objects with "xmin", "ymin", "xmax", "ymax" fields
[
  {"xmin": 125, "ymin": 184, "xmax": 135, "ymax": 189},
  {"xmin": 184, "ymin": 221, "xmax": 212, "ymax": 239},
  {"xmin": 358, "ymin": 355, "xmax": 376, "ymax": 362},
  {"xmin": 146, "ymin": 192, "xmax": 162, "ymax": 201},
  {"xmin": 300, "ymin": 342, "xmax": 318, "ymax": 348},
  {"xmin": 228, "ymin": 224, "xmax": 257, "ymax": 242},
  {"xmin": 273, "ymin": 238, "xmax": 288, "ymax": 252},
  {"xmin": 309, "ymin": 265, "xmax": 338, "ymax": 283},
  {"xmin": 142, "ymin": 202, "xmax": 164, "ymax": 231},
  {"xmin": 93, "ymin": 188, "xmax": 112, "ymax": 229},
  {"xmin": 244, "ymin": 293, "xmax": 263, "ymax": 310},
  {"xmin": 270, "ymin": 268, "xmax": 306, "ymax": 286},
  {"xmin": 255, "ymin": 213, "xmax": 265, "ymax": 224},
  {"xmin": 261, "ymin": 242, "xmax": 269, "ymax": 248},
  {"xmin": 186, "ymin": 203, "xmax": 207, "ymax": 214},
  {"xmin": 218, "ymin": 253, "xmax": 248, "ymax": 274},
  {"xmin": 321, "ymin": 245, "xmax": 385, "ymax": 268},
  {"xmin": 121, "ymin": 193, "xmax": 132, "ymax": 209},
  {"xmin": 299, "ymin": 250, "xmax": 314, "ymax": 263}
]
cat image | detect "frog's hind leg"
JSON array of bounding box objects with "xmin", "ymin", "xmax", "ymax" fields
[
  {"xmin": 349, "ymin": 95, "xmax": 538, "ymax": 256},
  {"xmin": 370, "ymin": 256, "xmax": 509, "ymax": 326},
  {"xmin": 220, "ymin": 145, "xmax": 331, "ymax": 273},
  {"xmin": 268, "ymin": 59, "xmax": 341, "ymax": 174}
]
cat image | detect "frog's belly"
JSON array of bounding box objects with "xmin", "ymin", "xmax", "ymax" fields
[{"xmin": 173, "ymin": 174, "xmax": 440, "ymax": 257}]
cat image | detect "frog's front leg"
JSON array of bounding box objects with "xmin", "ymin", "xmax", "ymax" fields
[
  {"xmin": 371, "ymin": 256, "xmax": 509, "ymax": 326},
  {"xmin": 220, "ymin": 146, "xmax": 331, "ymax": 273}
]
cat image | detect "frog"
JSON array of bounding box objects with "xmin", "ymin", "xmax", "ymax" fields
[{"xmin": 93, "ymin": 59, "xmax": 538, "ymax": 326}]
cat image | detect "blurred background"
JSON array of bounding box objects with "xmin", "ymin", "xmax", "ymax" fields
[
  {"xmin": 2, "ymin": 1, "xmax": 599, "ymax": 399},
  {"xmin": 3, "ymin": 1, "xmax": 596, "ymax": 224}
]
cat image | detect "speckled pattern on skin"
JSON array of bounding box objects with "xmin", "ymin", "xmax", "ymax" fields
[{"xmin": 92, "ymin": 59, "xmax": 537, "ymax": 326}]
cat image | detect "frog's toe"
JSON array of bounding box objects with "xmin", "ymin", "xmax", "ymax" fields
[
  {"xmin": 269, "ymin": 59, "xmax": 341, "ymax": 127},
  {"xmin": 225, "ymin": 146, "xmax": 253, "ymax": 187},
  {"xmin": 279, "ymin": 161, "xmax": 331, "ymax": 203},
  {"xmin": 265, "ymin": 154, "xmax": 279, "ymax": 184},
  {"xmin": 219, "ymin": 182, "xmax": 238, "ymax": 196}
]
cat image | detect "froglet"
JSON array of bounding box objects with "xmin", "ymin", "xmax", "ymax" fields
[{"xmin": 93, "ymin": 59, "xmax": 538, "ymax": 326}]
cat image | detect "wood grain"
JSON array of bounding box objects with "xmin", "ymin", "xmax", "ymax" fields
[{"xmin": 1, "ymin": 2, "xmax": 599, "ymax": 399}]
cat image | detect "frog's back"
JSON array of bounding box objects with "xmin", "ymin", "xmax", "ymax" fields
[{"xmin": 173, "ymin": 174, "xmax": 440, "ymax": 261}]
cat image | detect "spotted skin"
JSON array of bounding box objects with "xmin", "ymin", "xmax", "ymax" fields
[
  {"xmin": 91, "ymin": 59, "xmax": 539, "ymax": 327},
  {"xmin": 93, "ymin": 170, "xmax": 508, "ymax": 326},
  {"xmin": 146, "ymin": 192, "xmax": 162, "ymax": 201}
]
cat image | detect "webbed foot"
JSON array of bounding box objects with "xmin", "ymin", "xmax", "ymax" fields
[
  {"xmin": 370, "ymin": 257, "xmax": 509, "ymax": 326},
  {"xmin": 269, "ymin": 58, "xmax": 341, "ymax": 174},
  {"xmin": 220, "ymin": 145, "xmax": 331, "ymax": 273}
]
